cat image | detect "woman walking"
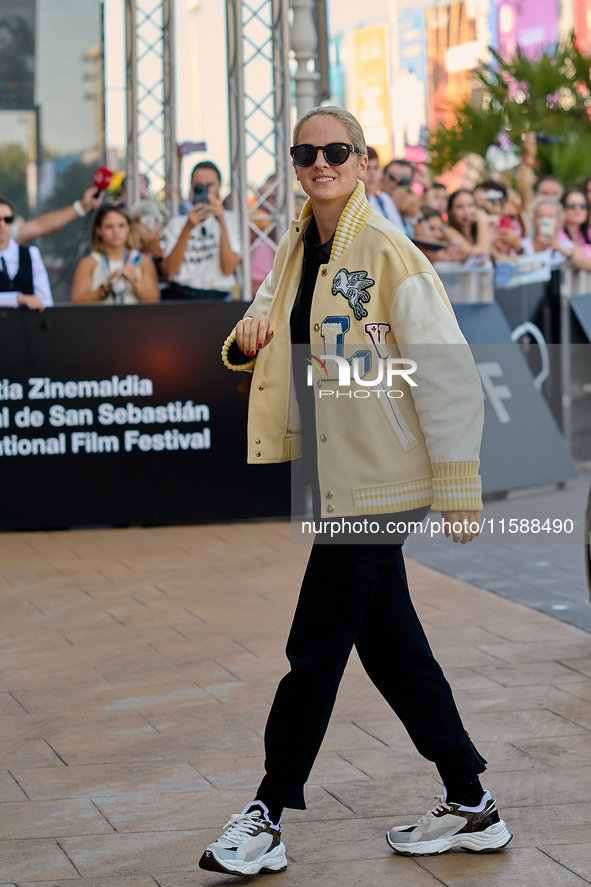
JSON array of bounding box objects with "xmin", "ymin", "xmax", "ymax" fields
[{"xmin": 200, "ymin": 107, "xmax": 511, "ymax": 876}]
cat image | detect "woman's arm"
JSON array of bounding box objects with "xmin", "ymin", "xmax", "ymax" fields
[
  {"xmin": 209, "ymin": 198, "xmax": 241, "ymax": 275},
  {"xmin": 553, "ymin": 238, "xmax": 591, "ymax": 271},
  {"xmin": 443, "ymin": 228, "xmax": 472, "ymax": 262},
  {"xmin": 474, "ymin": 209, "xmax": 491, "ymax": 254},
  {"xmin": 71, "ymin": 256, "xmax": 107, "ymax": 303}
]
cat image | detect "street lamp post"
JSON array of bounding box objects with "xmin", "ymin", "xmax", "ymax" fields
[{"xmin": 290, "ymin": 0, "xmax": 321, "ymax": 117}]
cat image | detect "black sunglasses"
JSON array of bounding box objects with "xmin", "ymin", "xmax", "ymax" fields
[
  {"xmin": 564, "ymin": 202, "xmax": 587, "ymax": 209},
  {"xmin": 290, "ymin": 142, "xmax": 364, "ymax": 168},
  {"xmin": 0, "ymin": 215, "xmax": 14, "ymax": 224}
]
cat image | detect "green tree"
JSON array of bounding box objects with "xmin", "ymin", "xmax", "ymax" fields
[
  {"xmin": 0, "ymin": 143, "xmax": 28, "ymax": 216},
  {"xmin": 429, "ymin": 38, "xmax": 591, "ymax": 184}
]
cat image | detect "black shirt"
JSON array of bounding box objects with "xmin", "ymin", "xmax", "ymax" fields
[{"xmin": 290, "ymin": 217, "xmax": 334, "ymax": 506}]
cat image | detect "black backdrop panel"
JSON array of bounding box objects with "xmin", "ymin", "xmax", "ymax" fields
[
  {"xmin": 0, "ymin": 304, "xmax": 291, "ymax": 529},
  {"xmin": 453, "ymin": 302, "xmax": 577, "ymax": 492}
]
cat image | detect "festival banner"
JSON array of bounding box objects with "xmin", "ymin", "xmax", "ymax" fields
[{"xmin": 347, "ymin": 23, "xmax": 392, "ymax": 163}]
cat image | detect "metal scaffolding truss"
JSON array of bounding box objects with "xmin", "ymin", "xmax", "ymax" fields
[
  {"xmin": 125, "ymin": 0, "xmax": 177, "ymax": 212},
  {"xmin": 226, "ymin": 0, "xmax": 294, "ymax": 301}
]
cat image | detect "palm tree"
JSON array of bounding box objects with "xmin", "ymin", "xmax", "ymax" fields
[{"xmin": 429, "ymin": 38, "xmax": 591, "ymax": 185}]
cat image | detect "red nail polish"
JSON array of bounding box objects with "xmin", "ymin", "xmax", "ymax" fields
[{"xmin": 258, "ymin": 343, "xmax": 262, "ymax": 349}]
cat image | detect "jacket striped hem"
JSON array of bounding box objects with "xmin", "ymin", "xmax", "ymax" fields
[
  {"xmin": 354, "ymin": 480, "xmax": 434, "ymax": 515},
  {"xmin": 284, "ymin": 434, "xmax": 302, "ymax": 461}
]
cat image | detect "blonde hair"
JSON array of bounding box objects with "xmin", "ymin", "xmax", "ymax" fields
[{"xmin": 292, "ymin": 106, "xmax": 367, "ymax": 154}]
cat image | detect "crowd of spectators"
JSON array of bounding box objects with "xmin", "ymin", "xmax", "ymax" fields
[
  {"xmin": 361, "ymin": 145, "xmax": 591, "ymax": 282},
  {"xmin": 3, "ymin": 130, "xmax": 591, "ymax": 313}
]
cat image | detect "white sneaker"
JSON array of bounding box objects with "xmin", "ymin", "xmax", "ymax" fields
[
  {"xmin": 199, "ymin": 804, "xmax": 287, "ymax": 876},
  {"xmin": 387, "ymin": 791, "xmax": 512, "ymax": 856}
]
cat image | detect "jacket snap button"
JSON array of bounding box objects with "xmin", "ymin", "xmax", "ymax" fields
[
  {"xmin": 325, "ymin": 491, "xmax": 333, "ymax": 499},
  {"xmin": 255, "ymin": 439, "xmax": 260, "ymax": 445},
  {"xmin": 321, "ymin": 268, "xmax": 328, "ymax": 276},
  {"xmin": 320, "ymin": 433, "xmax": 327, "ymax": 442},
  {"xmin": 313, "ymin": 323, "xmax": 319, "ymax": 331},
  {"xmin": 317, "ymin": 379, "xmax": 322, "ymax": 387},
  {"xmin": 327, "ymin": 505, "xmax": 334, "ymax": 513},
  {"xmin": 258, "ymin": 386, "xmax": 264, "ymax": 391},
  {"xmin": 256, "ymin": 452, "xmax": 261, "ymax": 457}
]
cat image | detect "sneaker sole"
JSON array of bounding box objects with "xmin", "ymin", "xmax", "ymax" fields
[
  {"xmin": 387, "ymin": 821, "xmax": 512, "ymax": 856},
  {"xmin": 199, "ymin": 844, "xmax": 288, "ymax": 876}
]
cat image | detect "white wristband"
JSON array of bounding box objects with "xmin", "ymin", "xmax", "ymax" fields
[{"xmin": 73, "ymin": 200, "xmax": 87, "ymax": 218}]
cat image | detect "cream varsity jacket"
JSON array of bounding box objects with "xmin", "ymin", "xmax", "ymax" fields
[{"xmin": 223, "ymin": 181, "xmax": 484, "ymax": 517}]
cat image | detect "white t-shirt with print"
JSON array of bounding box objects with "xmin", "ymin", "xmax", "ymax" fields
[{"xmin": 162, "ymin": 211, "xmax": 241, "ymax": 292}]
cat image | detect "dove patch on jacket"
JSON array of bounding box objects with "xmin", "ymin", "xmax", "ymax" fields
[{"xmin": 331, "ymin": 268, "xmax": 375, "ymax": 320}]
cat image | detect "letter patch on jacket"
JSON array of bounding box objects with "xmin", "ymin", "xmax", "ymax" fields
[{"xmin": 332, "ymin": 268, "xmax": 375, "ymax": 321}]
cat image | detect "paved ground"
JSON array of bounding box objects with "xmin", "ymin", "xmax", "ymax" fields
[
  {"xmin": 407, "ymin": 466, "xmax": 591, "ymax": 632},
  {"xmin": 1, "ymin": 521, "xmax": 591, "ymax": 886}
]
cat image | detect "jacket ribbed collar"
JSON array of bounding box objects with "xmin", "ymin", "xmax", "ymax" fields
[{"xmin": 298, "ymin": 180, "xmax": 372, "ymax": 263}]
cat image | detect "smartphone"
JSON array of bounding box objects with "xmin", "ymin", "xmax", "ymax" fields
[
  {"xmin": 411, "ymin": 237, "xmax": 446, "ymax": 251},
  {"xmin": 192, "ymin": 183, "xmax": 210, "ymax": 205},
  {"xmin": 538, "ymin": 216, "xmax": 555, "ymax": 239}
]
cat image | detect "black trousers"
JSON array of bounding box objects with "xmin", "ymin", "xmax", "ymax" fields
[{"xmin": 257, "ymin": 540, "xmax": 486, "ymax": 810}]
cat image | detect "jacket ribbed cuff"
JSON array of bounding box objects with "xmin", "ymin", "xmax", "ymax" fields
[
  {"xmin": 431, "ymin": 461, "xmax": 483, "ymax": 511},
  {"xmin": 221, "ymin": 329, "xmax": 256, "ymax": 372}
]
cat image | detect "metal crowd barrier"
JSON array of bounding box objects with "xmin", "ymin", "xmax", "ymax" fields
[{"xmin": 434, "ymin": 261, "xmax": 495, "ymax": 303}]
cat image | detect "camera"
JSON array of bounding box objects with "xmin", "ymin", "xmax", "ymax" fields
[{"xmin": 193, "ymin": 183, "xmax": 210, "ymax": 205}]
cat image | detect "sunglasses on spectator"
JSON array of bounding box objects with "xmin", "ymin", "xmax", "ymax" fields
[
  {"xmin": 290, "ymin": 143, "xmax": 364, "ymax": 167},
  {"xmin": 0, "ymin": 215, "xmax": 14, "ymax": 224},
  {"xmin": 564, "ymin": 202, "xmax": 587, "ymax": 209}
]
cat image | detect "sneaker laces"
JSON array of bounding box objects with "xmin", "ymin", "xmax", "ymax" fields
[
  {"xmin": 415, "ymin": 795, "xmax": 454, "ymax": 825},
  {"xmin": 219, "ymin": 812, "xmax": 266, "ymax": 848}
]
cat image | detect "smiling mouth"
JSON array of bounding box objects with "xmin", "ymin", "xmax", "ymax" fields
[{"xmin": 313, "ymin": 176, "xmax": 335, "ymax": 183}]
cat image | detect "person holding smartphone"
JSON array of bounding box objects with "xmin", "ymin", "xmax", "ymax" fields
[{"xmin": 161, "ymin": 161, "xmax": 241, "ymax": 300}]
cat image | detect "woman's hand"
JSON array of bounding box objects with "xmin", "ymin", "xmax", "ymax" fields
[
  {"xmin": 184, "ymin": 203, "xmax": 210, "ymax": 230},
  {"xmin": 236, "ymin": 316, "xmax": 274, "ymax": 357},
  {"xmin": 208, "ymin": 195, "xmax": 225, "ymax": 221},
  {"xmin": 441, "ymin": 511, "xmax": 480, "ymax": 544},
  {"xmin": 121, "ymin": 262, "xmax": 140, "ymax": 284}
]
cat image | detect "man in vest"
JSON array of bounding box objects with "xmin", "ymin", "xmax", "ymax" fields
[{"xmin": 0, "ymin": 195, "xmax": 53, "ymax": 311}]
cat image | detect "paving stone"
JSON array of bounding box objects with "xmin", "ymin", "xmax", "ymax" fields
[
  {"xmin": 543, "ymin": 842, "xmax": 591, "ymax": 882},
  {"xmin": 0, "ymin": 521, "xmax": 589, "ymax": 886},
  {"xmin": 11, "ymin": 761, "xmax": 211, "ymax": 802},
  {"xmin": 0, "ymin": 798, "xmax": 115, "ymax": 839},
  {"xmin": 0, "ymin": 840, "xmax": 79, "ymax": 881},
  {"xmin": 417, "ymin": 846, "xmax": 587, "ymax": 886}
]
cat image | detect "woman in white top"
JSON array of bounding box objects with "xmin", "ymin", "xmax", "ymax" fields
[
  {"xmin": 0, "ymin": 195, "xmax": 52, "ymax": 311},
  {"xmin": 71, "ymin": 204, "xmax": 159, "ymax": 304}
]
